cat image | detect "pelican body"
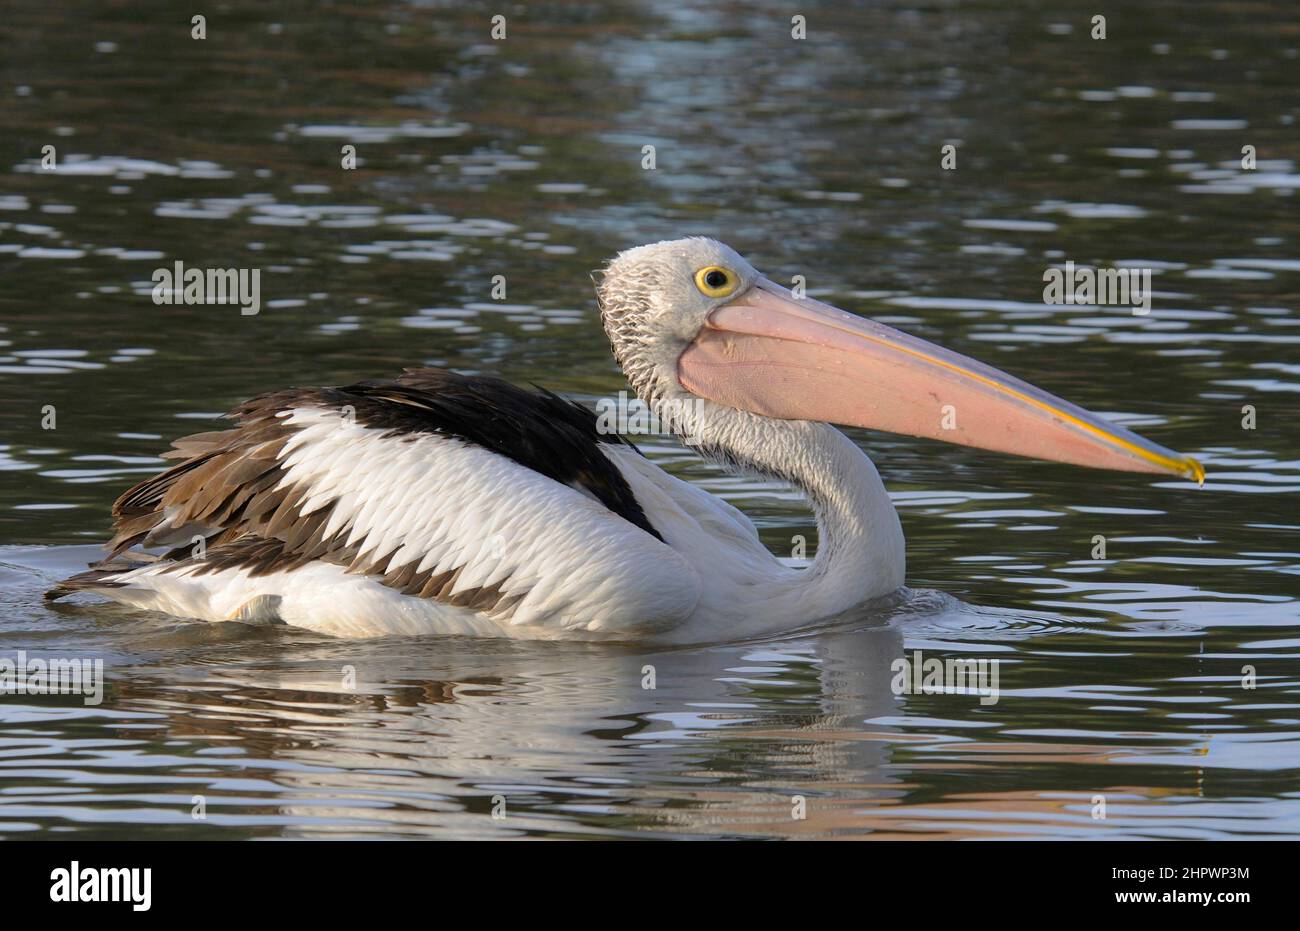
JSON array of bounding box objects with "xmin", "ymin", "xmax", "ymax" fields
[{"xmin": 49, "ymin": 239, "xmax": 1203, "ymax": 641}]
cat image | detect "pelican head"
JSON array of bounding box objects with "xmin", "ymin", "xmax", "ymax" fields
[{"xmin": 596, "ymin": 236, "xmax": 1204, "ymax": 482}]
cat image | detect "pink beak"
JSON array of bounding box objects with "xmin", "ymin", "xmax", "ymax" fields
[{"xmin": 678, "ymin": 279, "xmax": 1204, "ymax": 482}]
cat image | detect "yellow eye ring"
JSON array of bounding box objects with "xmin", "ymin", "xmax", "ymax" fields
[{"xmin": 694, "ymin": 265, "xmax": 739, "ymax": 298}]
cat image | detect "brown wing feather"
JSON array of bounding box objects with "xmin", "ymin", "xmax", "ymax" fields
[{"xmin": 106, "ymin": 400, "xmax": 294, "ymax": 558}]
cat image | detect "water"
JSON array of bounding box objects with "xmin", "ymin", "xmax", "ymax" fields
[{"xmin": 1, "ymin": 0, "xmax": 1298, "ymax": 839}]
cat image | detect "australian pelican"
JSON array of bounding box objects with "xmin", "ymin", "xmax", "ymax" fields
[{"xmin": 49, "ymin": 238, "xmax": 1203, "ymax": 640}]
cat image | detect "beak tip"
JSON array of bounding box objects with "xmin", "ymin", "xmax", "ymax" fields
[{"xmin": 1182, "ymin": 456, "xmax": 1206, "ymax": 487}]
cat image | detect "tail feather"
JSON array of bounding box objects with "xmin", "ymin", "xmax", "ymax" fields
[{"xmin": 45, "ymin": 551, "xmax": 159, "ymax": 601}]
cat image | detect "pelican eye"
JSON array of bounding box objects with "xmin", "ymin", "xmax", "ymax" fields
[{"xmin": 694, "ymin": 266, "xmax": 739, "ymax": 298}]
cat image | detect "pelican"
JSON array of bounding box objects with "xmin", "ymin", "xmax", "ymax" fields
[{"xmin": 48, "ymin": 238, "xmax": 1204, "ymax": 641}]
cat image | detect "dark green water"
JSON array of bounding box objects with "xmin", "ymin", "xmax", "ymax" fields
[{"xmin": 0, "ymin": 1, "xmax": 1297, "ymax": 838}]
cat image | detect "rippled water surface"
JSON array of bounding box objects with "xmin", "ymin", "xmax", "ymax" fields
[{"xmin": 1, "ymin": 0, "xmax": 1298, "ymax": 839}]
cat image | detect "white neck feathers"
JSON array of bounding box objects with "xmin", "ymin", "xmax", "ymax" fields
[{"xmin": 671, "ymin": 399, "xmax": 906, "ymax": 618}]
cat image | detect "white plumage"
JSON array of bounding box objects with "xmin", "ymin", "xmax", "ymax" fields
[{"xmin": 98, "ymin": 408, "xmax": 703, "ymax": 638}]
